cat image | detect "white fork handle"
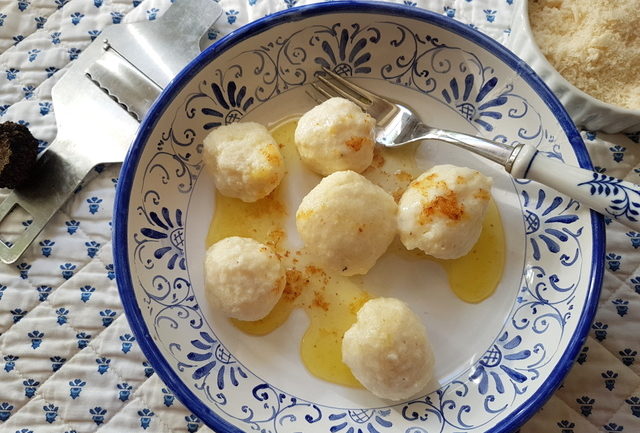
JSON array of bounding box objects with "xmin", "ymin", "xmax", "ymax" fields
[{"xmin": 511, "ymin": 143, "xmax": 640, "ymax": 230}]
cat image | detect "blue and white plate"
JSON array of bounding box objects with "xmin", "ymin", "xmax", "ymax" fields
[{"xmin": 114, "ymin": 3, "xmax": 604, "ymax": 432}]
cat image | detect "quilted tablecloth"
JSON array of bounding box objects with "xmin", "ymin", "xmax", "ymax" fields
[{"xmin": 0, "ymin": 0, "xmax": 639, "ymax": 432}]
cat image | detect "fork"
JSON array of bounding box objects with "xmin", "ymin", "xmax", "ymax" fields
[{"xmin": 312, "ymin": 68, "xmax": 640, "ymax": 231}]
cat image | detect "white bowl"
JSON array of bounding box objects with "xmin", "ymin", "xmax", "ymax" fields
[
  {"xmin": 505, "ymin": 1, "xmax": 640, "ymax": 133},
  {"xmin": 113, "ymin": 2, "xmax": 604, "ymax": 432}
]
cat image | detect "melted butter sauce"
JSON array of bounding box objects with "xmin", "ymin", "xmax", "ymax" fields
[{"xmin": 206, "ymin": 119, "xmax": 505, "ymax": 388}]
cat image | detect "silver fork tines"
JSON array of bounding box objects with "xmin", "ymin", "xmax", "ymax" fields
[{"xmin": 310, "ymin": 67, "xmax": 521, "ymax": 170}]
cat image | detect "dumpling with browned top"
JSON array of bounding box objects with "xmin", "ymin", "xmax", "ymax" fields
[
  {"xmin": 397, "ymin": 164, "xmax": 492, "ymax": 259},
  {"xmin": 296, "ymin": 170, "xmax": 397, "ymax": 276},
  {"xmin": 295, "ymin": 97, "xmax": 375, "ymax": 176},
  {"xmin": 203, "ymin": 122, "xmax": 285, "ymax": 202}
]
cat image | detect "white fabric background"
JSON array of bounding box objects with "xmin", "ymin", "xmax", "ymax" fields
[{"xmin": 0, "ymin": 0, "xmax": 639, "ymax": 432}]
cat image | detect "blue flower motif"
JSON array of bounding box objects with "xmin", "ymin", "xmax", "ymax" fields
[
  {"xmin": 0, "ymin": 13, "xmax": 6, "ymax": 26},
  {"xmin": 85, "ymin": 240, "xmax": 100, "ymax": 258},
  {"xmin": 576, "ymin": 396, "xmax": 595, "ymax": 417},
  {"xmin": 94, "ymin": 0, "xmax": 102, "ymax": 6},
  {"xmin": 120, "ymin": 333, "xmax": 136, "ymax": 353},
  {"xmin": 39, "ymin": 101, "xmax": 52, "ymax": 116},
  {"xmin": 186, "ymin": 332, "xmax": 248, "ymax": 389},
  {"xmin": 56, "ymin": 308, "xmax": 69, "ymax": 325},
  {"xmin": 76, "ymin": 332, "xmax": 91, "ymax": 349},
  {"xmin": 17, "ymin": 262, "xmax": 31, "ymax": 279},
  {"xmin": 105, "ymin": 263, "xmax": 115, "ymax": 280},
  {"xmin": 46, "ymin": 66, "xmax": 59, "ymax": 77},
  {"xmin": 313, "ymin": 27, "xmax": 374, "ymax": 76},
  {"xmin": 39, "ymin": 239, "xmax": 55, "ymax": 256},
  {"xmin": 162, "ymin": 387, "xmax": 175, "ymax": 406},
  {"xmin": 100, "ymin": 309, "xmax": 116, "ymax": 327},
  {"xmin": 65, "ymin": 219, "xmax": 80, "ymax": 234},
  {"xmin": 185, "ymin": 414, "xmax": 201, "ymax": 433},
  {"xmin": 483, "ymin": 9, "xmax": 497, "ymax": 22},
  {"xmin": 619, "ymin": 348, "xmax": 636, "ymax": 366},
  {"xmin": 12, "ymin": 35, "xmax": 24, "ymax": 45},
  {"xmin": 4, "ymin": 355, "xmax": 18, "ymax": 372},
  {"xmin": 329, "ymin": 409, "xmax": 393, "ymax": 433},
  {"xmin": 87, "ymin": 196, "xmax": 102, "ymax": 214},
  {"xmin": 27, "ymin": 48, "xmax": 40, "ymax": 62},
  {"xmin": 110, "ymin": 11, "xmax": 124, "ymax": 24},
  {"xmin": 444, "ymin": 6, "xmax": 456, "ymax": 17},
  {"xmin": 0, "ymin": 284, "xmax": 7, "ymax": 300},
  {"xmin": 50, "ymin": 356, "xmax": 65, "ymax": 371},
  {"xmin": 60, "ymin": 263, "xmax": 76, "ymax": 279},
  {"xmin": 88, "ymin": 29, "xmax": 101, "ymax": 41},
  {"xmin": 469, "ymin": 331, "xmax": 530, "ymax": 395},
  {"xmin": 50, "ymin": 32, "xmax": 61, "ymax": 44},
  {"xmin": 610, "ymin": 145, "xmax": 626, "ymax": 163},
  {"xmin": 43, "ymin": 403, "xmax": 58, "ymax": 423},
  {"xmin": 36, "ymin": 285, "xmax": 52, "ymax": 301},
  {"xmin": 69, "ymin": 379, "xmax": 86, "ymax": 399},
  {"xmin": 0, "ymin": 105, "xmax": 8, "ymax": 116},
  {"xmin": 602, "ymin": 370, "xmax": 618, "ymax": 391},
  {"xmin": 6, "ymin": 68, "xmax": 20, "ymax": 80},
  {"xmin": 604, "ymin": 423, "xmax": 624, "ymax": 433},
  {"xmin": 606, "ymin": 253, "xmax": 622, "ymax": 271},
  {"xmin": 284, "ymin": 0, "xmax": 297, "ymax": 8},
  {"xmin": 612, "ymin": 299, "xmax": 629, "ymax": 317},
  {"xmin": 138, "ymin": 408, "xmax": 154, "ymax": 429},
  {"xmin": 626, "ymin": 396, "xmax": 640, "ymax": 417},
  {"xmin": 0, "ymin": 402, "xmax": 14, "ymax": 421},
  {"xmin": 521, "ymin": 189, "xmax": 580, "ymax": 261},
  {"xmin": 96, "ymin": 356, "xmax": 110, "ymax": 374},
  {"xmin": 226, "ymin": 10, "xmax": 239, "ymax": 25},
  {"xmin": 54, "ymin": 0, "xmax": 68, "ymax": 8},
  {"xmin": 202, "ymin": 81, "xmax": 254, "ymax": 129},
  {"xmin": 17, "ymin": 0, "xmax": 30, "ymax": 12},
  {"xmin": 28, "ymin": 330, "xmax": 44, "ymax": 349},
  {"xmin": 441, "ymin": 74, "xmax": 508, "ymax": 132},
  {"xmin": 11, "ymin": 308, "xmax": 26, "ymax": 323},
  {"xmin": 630, "ymin": 276, "xmax": 640, "ymax": 295},
  {"xmin": 592, "ymin": 321, "xmax": 608, "ymax": 342},
  {"xmin": 70, "ymin": 12, "xmax": 84, "ymax": 25},
  {"xmin": 80, "ymin": 285, "xmax": 95, "ymax": 302},
  {"xmin": 142, "ymin": 361, "xmax": 154, "ymax": 377},
  {"xmin": 68, "ymin": 47, "xmax": 81, "ymax": 61},
  {"xmin": 117, "ymin": 383, "xmax": 132, "ymax": 401},
  {"xmin": 23, "ymin": 378, "xmax": 39, "ymax": 398},
  {"xmin": 89, "ymin": 407, "xmax": 107, "ymax": 425},
  {"xmin": 146, "ymin": 8, "xmax": 159, "ymax": 20},
  {"xmin": 139, "ymin": 207, "xmax": 186, "ymax": 270}
]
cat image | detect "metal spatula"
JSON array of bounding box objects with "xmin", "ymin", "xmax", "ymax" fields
[{"xmin": 0, "ymin": 0, "xmax": 222, "ymax": 264}]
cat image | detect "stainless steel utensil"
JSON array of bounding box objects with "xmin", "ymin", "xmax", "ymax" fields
[
  {"xmin": 0, "ymin": 0, "xmax": 222, "ymax": 264},
  {"xmin": 313, "ymin": 68, "xmax": 640, "ymax": 231}
]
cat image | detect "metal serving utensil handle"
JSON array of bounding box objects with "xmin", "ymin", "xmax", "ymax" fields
[{"xmin": 0, "ymin": 138, "xmax": 95, "ymax": 263}]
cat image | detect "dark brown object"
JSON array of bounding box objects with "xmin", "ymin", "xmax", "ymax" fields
[{"xmin": 0, "ymin": 121, "xmax": 38, "ymax": 188}]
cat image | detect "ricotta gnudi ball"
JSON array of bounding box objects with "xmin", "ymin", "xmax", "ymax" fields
[
  {"xmin": 342, "ymin": 297, "xmax": 435, "ymax": 401},
  {"xmin": 296, "ymin": 170, "xmax": 397, "ymax": 276},
  {"xmin": 295, "ymin": 97, "xmax": 375, "ymax": 176},
  {"xmin": 204, "ymin": 236, "xmax": 286, "ymax": 321},
  {"xmin": 397, "ymin": 164, "xmax": 492, "ymax": 259},
  {"xmin": 203, "ymin": 122, "xmax": 285, "ymax": 202}
]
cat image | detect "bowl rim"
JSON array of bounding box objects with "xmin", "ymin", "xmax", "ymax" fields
[
  {"xmin": 113, "ymin": 2, "xmax": 605, "ymax": 432},
  {"xmin": 511, "ymin": 0, "xmax": 640, "ymax": 132}
]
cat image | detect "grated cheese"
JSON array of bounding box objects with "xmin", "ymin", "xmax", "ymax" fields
[{"xmin": 528, "ymin": 0, "xmax": 640, "ymax": 110}]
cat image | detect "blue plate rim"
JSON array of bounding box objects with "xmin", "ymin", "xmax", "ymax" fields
[{"xmin": 113, "ymin": 2, "xmax": 605, "ymax": 432}]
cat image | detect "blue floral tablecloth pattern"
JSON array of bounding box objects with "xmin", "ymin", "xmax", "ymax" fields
[{"xmin": 0, "ymin": 0, "xmax": 639, "ymax": 432}]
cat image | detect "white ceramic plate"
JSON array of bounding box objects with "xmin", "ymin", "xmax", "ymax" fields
[{"xmin": 114, "ymin": 3, "xmax": 604, "ymax": 432}]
